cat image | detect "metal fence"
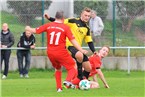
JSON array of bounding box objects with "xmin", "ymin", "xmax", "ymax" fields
[
  {"xmin": 1, "ymin": 0, "xmax": 145, "ymax": 55},
  {"xmin": 1, "ymin": 46, "xmax": 145, "ymax": 73}
]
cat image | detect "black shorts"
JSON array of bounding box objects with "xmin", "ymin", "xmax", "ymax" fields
[
  {"xmin": 68, "ymin": 46, "xmax": 78, "ymax": 59},
  {"xmin": 68, "ymin": 46, "xmax": 89, "ymax": 62}
]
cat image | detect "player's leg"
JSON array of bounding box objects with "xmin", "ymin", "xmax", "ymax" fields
[
  {"xmin": 75, "ymin": 51, "xmax": 84, "ymax": 80},
  {"xmin": 58, "ymin": 51, "xmax": 78, "ymax": 88},
  {"xmin": 65, "ymin": 65, "xmax": 77, "ymax": 82},
  {"xmin": 55, "ymin": 68, "xmax": 62, "ymax": 92},
  {"xmin": 68, "ymin": 46, "xmax": 84, "ymax": 84},
  {"xmin": 68, "ymin": 46, "xmax": 84, "ymax": 80},
  {"xmin": 82, "ymin": 60, "xmax": 92, "ymax": 79},
  {"xmin": 68, "ymin": 46, "xmax": 92, "ymax": 84},
  {"xmin": 63, "ymin": 66, "xmax": 77, "ymax": 89},
  {"xmin": 47, "ymin": 52, "xmax": 63, "ymax": 92}
]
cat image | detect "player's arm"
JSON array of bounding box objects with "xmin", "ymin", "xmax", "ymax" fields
[
  {"xmin": 70, "ymin": 39, "xmax": 88, "ymax": 55},
  {"xmin": 96, "ymin": 69, "xmax": 110, "ymax": 88},
  {"xmin": 88, "ymin": 42, "xmax": 96, "ymax": 53},
  {"xmin": 44, "ymin": 13, "xmax": 55, "ymax": 22},
  {"xmin": 25, "ymin": 26, "xmax": 36, "ymax": 34},
  {"xmin": 85, "ymin": 28, "xmax": 96, "ymax": 53}
]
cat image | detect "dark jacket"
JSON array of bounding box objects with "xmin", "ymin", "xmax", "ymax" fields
[
  {"xmin": 17, "ymin": 32, "xmax": 35, "ymax": 49},
  {"xmin": 1, "ymin": 29, "xmax": 15, "ymax": 48}
]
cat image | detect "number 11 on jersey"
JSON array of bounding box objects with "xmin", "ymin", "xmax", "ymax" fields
[{"xmin": 50, "ymin": 31, "xmax": 61, "ymax": 45}]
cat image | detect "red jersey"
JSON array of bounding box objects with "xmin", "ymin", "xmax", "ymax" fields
[
  {"xmin": 89, "ymin": 54, "xmax": 102, "ymax": 77},
  {"xmin": 36, "ymin": 21, "xmax": 75, "ymax": 50},
  {"xmin": 35, "ymin": 21, "xmax": 76, "ymax": 70}
]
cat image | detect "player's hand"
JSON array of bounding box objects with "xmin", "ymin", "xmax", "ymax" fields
[
  {"xmin": 81, "ymin": 49, "xmax": 88, "ymax": 55},
  {"xmin": 44, "ymin": 13, "xmax": 50, "ymax": 19},
  {"xmin": 94, "ymin": 51, "xmax": 97, "ymax": 55},
  {"xmin": 104, "ymin": 84, "xmax": 110, "ymax": 88}
]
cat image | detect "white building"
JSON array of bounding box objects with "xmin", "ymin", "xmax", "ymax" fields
[{"xmin": 47, "ymin": 0, "xmax": 74, "ymax": 18}]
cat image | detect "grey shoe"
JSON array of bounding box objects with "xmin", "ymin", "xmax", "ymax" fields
[
  {"xmin": 24, "ymin": 74, "xmax": 29, "ymax": 78},
  {"xmin": 20, "ymin": 74, "xmax": 23, "ymax": 78},
  {"xmin": 2, "ymin": 75, "xmax": 7, "ymax": 79}
]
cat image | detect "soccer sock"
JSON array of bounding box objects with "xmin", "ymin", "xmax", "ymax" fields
[
  {"xmin": 65, "ymin": 67, "xmax": 77, "ymax": 82},
  {"xmin": 71, "ymin": 77, "xmax": 81, "ymax": 85},
  {"xmin": 83, "ymin": 70, "xmax": 90, "ymax": 79},
  {"xmin": 76, "ymin": 61, "xmax": 83, "ymax": 80},
  {"xmin": 55, "ymin": 71, "xmax": 62, "ymax": 90}
]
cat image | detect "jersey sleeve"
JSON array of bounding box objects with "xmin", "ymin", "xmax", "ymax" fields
[
  {"xmin": 91, "ymin": 55, "xmax": 101, "ymax": 69},
  {"xmin": 36, "ymin": 23, "xmax": 49, "ymax": 34},
  {"xmin": 64, "ymin": 18, "xmax": 76, "ymax": 24},
  {"xmin": 85, "ymin": 36, "xmax": 93, "ymax": 43},
  {"xmin": 65, "ymin": 26, "xmax": 75, "ymax": 41},
  {"xmin": 84, "ymin": 27, "xmax": 93, "ymax": 43},
  {"xmin": 64, "ymin": 19, "xmax": 69, "ymax": 24}
]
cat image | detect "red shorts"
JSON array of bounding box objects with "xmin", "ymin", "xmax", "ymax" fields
[
  {"xmin": 47, "ymin": 49, "xmax": 75, "ymax": 70},
  {"xmin": 89, "ymin": 70, "xmax": 98, "ymax": 77}
]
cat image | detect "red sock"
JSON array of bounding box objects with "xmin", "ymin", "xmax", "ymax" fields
[
  {"xmin": 55, "ymin": 71, "xmax": 62, "ymax": 90},
  {"xmin": 71, "ymin": 77, "xmax": 81, "ymax": 85},
  {"xmin": 65, "ymin": 67, "xmax": 77, "ymax": 82}
]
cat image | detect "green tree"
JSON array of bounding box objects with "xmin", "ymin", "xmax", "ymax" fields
[
  {"xmin": 116, "ymin": 1, "xmax": 145, "ymax": 32},
  {"xmin": 74, "ymin": 1, "xmax": 108, "ymax": 20},
  {"xmin": 7, "ymin": 1, "xmax": 52, "ymax": 25}
]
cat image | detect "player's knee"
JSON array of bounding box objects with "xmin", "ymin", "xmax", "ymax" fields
[
  {"xmin": 75, "ymin": 51, "xmax": 83, "ymax": 63},
  {"xmin": 83, "ymin": 63, "xmax": 92, "ymax": 72},
  {"xmin": 84, "ymin": 66, "xmax": 91, "ymax": 72}
]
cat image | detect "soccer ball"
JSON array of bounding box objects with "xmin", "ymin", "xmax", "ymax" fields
[{"xmin": 79, "ymin": 79, "xmax": 90, "ymax": 90}]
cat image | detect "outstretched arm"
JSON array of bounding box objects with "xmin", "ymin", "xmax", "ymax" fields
[
  {"xmin": 44, "ymin": 13, "xmax": 55, "ymax": 22},
  {"xmin": 96, "ymin": 69, "xmax": 110, "ymax": 88},
  {"xmin": 88, "ymin": 42, "xmax": 96, "ymax": 53}
]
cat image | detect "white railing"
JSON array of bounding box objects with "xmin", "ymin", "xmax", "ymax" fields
[{"xmin": 1, "ymin": 46, "xmax": 145, "ymax": 74}]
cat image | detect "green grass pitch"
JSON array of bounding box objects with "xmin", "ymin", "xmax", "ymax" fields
[{"xmin": 1, "ymin": 70, "xmax": 145, "ymax": 97}]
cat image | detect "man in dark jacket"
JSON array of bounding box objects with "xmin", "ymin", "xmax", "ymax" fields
[
  {"xmin": 17, "ymin": 30, "xmax": 35, "ymax": 78},
  {"xmin": 1, "ymin": 23, "xmax": 15, "ymax": 79}
]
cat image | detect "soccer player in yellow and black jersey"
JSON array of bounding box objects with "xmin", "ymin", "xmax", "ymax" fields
[{"xmin": 45, "ymin": 8, "xmax": 96, "ymax": 86}]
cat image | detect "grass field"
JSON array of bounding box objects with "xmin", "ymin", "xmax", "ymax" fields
[{"xmin": 1, "ymin": 70, "xmax": 144, "ymax": 97}]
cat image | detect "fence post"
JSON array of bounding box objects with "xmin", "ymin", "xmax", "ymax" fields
[
  {"xmin": 112, "ymin": 0, "xmax": 116, "ymax": 55},
  {"xmin": 41, "ymin": 0, "xmax": 45, "ymax": 47},
  {"xmin": 127, "ymin": 47, "xmax": 131, "ymax": 74}
]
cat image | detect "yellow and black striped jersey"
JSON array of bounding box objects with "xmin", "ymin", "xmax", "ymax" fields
[{"xmin": 64, "ymin": 18, "xmax": 93, "ymax": 47}]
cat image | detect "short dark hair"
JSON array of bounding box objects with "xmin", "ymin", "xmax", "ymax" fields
[{"xmin": 55, "ymin": 10, "xmax": 64, "ymax": 19}]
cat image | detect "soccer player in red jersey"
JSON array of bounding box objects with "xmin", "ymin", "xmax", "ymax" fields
[
  {"xmin": 72, "ymin": 46, "xmax": 110, "ymax": 89},
  {"xmin": 25, "ymin": 11, "xmax": 88, "ymax": 92},
  {"xmin": 88, "ymin": 46, "xmax": 110, "ymax": 89}
]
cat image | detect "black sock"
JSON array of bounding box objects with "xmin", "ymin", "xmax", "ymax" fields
[
  {"xmin": 83, "ymin": 70, "xmax": 90, "ymax": 79},
  {"xmin": 76, "ymin": 61, "xmax": 83, "ymax": 80}
]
